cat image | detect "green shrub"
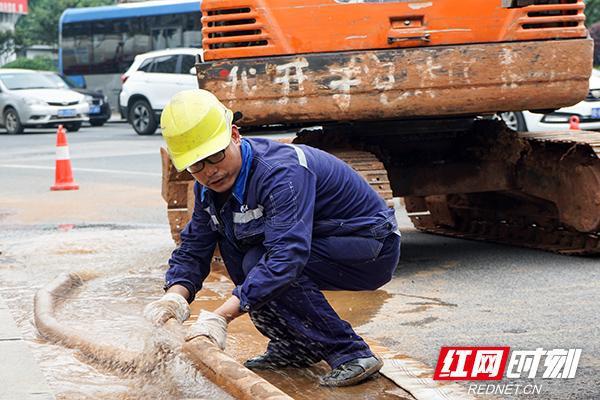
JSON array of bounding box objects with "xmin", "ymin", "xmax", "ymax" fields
[
  {"xmin": 586, "ymin": 0, "xmax": 600, "ymax": 27},
  {"xmin": 1, "ymin": 56, "xmax": 56, "ymax": 71}
]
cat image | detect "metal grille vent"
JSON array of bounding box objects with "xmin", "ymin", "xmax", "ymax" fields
[
  {"xmin": 48, "ymin": 101, "xmax": 79, "ymax": 106},
  {"xmin": 203, "ymin": 7, "xmax": 268, "ymax": 50},
  {"xmin": 520, "ymin": 0, "xmax": 583, "ymax": 30}
]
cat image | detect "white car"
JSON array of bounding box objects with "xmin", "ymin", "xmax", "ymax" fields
[
  {"xmin": 500, "ymin": 69, "xmax": 600, "ymax": 132},
  {"xmin": 119, "ymin": 48, "xmax": 203, "ymax": 135},
  {"xmin": 0, "ymin": 69, "xmax": 89, "ymax": 134}
]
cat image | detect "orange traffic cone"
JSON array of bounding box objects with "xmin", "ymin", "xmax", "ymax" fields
[
  {"xmin": 569, "ymin": 115, "xmax": 580, "ymax": 130},
  {"xmin": 50, "ymin": 125, "xmax": 79, "ymax": 191}
]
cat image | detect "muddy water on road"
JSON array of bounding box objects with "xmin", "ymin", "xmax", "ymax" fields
[
  {"xmin": 0, "ymin": 224, "xmax": 232, "ymax": 400},
  {"xmin": 0, "ymin": 224, "xmax": 413, "ymax": 399}
]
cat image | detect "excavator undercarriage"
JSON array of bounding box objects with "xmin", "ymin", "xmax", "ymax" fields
[
  {"xmin": 162, "ymin": 119, "xmax": 600, "ymax": 255},
  {"xmin": 401, "ymin": 130, "xmax": 600, "ymax": 255},
  {"xmin": 294, "ymin": 119, "xmax": 600, "ymax": 255}
]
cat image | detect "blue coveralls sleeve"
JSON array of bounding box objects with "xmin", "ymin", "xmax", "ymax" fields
[
  {"xmin": 165, "ymin": 182, "xmax": 218, "ymax": 303},
  {"xmin": 233, "ymin": 163, "xmax": 316, "ymax": 311}
]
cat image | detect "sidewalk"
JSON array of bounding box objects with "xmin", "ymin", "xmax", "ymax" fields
[{"xmin": 0, "ymin": 296, "xmax": 55, "ymax": 400}]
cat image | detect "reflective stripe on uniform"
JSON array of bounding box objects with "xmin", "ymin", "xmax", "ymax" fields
[
  {"xmin": 204, "ymin": 206, "xmax": 220, "ymax": 226},
  {"xmin": 233, "ymin": 205, "xmax": 264, "ymax": 224},
  {"xmin": 287, "ymin": 144, "xmax": 308, "ymax": 169}
]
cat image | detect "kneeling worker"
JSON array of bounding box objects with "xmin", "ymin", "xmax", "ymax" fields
[{"xmin": 144, "ymin": 90, "xmax": 401, "ymax": 387}]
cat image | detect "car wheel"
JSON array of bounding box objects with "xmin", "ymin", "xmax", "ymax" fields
[
  {"xmin": 64, "ymin": 122, "xmax": 82, "ymax": 132},
  {"xmin": 499, "ymin": 111, "xmax": 527, "ymax": 132},
  {"xmin": 4, "ymin": 108, "xmax": 24, "ymax": 135},
  {"xmin": 129, "ymin": 99, "xmax": 157, "ymax": 135},
  {"xmin": 90, "ymin": 120, "xmax": 105, "ymax": 127}
]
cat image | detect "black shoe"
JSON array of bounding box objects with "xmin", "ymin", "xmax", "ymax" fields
[
  {"xmin": 319, "ymin": 356, "xmax": 383, "ymax": 387},
  {"xmin": 244, "ymin": 351, "xmax": 317, "ymax": 370}
]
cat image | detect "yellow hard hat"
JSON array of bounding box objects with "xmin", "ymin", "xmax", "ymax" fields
[{"xmin": 160, "ymin": 89, "xmax": 233, "ymax": 172}]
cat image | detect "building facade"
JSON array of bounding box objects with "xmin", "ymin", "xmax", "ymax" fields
[{"xmin": 0, "ymin": 0, "xmax": 28, "ymax": 65}]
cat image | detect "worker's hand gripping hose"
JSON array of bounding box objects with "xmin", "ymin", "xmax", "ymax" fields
[
  {"xmin": 143, "ymin": 292, "xmax": 190, "ymax": 326},
  {"xmin": 35, "ymin": 272, "xmax": 293, "ymax": 400},
  {"xmin": 185, "ymin": 310, "xmax": 228, "ymax": 350}
]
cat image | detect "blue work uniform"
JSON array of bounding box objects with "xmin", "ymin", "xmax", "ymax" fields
[{"xmin": 165, "ymin": 138, "xmax": 401, "ymax": 368}]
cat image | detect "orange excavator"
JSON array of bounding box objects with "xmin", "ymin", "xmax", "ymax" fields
[{"xmin": 162, "ymin": 0, "xmax": 600, "ymax": 255}]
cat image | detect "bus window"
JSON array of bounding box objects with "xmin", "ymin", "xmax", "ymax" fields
[
  {"xmin": 152, "ymin": 27, "xmax": 182, "ymax": 50},
  {"xmin": 92, "ymin": 20, "xmax": 124, "ymax": 73},
  {"xmin": 183, "ymin": 13, "xmax": 202, "ymax": 48},
  {"xmin": 124, "ymin": 18, "xmax": 151, "ymax": 62},
  {"xmin": 150, "ymin": 14, "xmax": 183, "ymax": 50},
  {"xmin": 62, "ymin": 22, "xmax": 92, "ymax": 75}
]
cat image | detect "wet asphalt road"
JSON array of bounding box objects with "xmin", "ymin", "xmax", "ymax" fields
[{"xmin": 0, "ymin": 122, "xmax": 598, "ymax": 399}]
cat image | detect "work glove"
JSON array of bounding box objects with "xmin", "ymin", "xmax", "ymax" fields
[
  {"xmin": 185, "ymin": 310, "xmax": 228, "ymax": 350},
  {"xmin": 143, "ymin": 292, "xmax": 190, "ymax": 326}
]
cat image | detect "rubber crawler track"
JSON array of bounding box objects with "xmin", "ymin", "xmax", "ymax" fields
[
  {"xmin": 405, "ymin": 131, "xmax": 600, "ymax": 255},
  {"xmin": 329, "ymin": 150, "xmax": 395, "ymax": 209}
]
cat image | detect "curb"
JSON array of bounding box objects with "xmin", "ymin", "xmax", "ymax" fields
[{"xmin": 0, "ymin": 295, "xmax": 55, "ymax": 400}]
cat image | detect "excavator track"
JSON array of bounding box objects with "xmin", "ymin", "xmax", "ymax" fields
[
  {"xmin": 163, "ymin": 127, "xmax": 599, "ymax": 255},
  {"xmin": 405, "ymin": 131, "xmax": 600, "ymax": 255},
  {"xmin": 329, "ymin": 150, "xmax": 395, "ymax": 209},
  {"xmin": 293, "ymin": 130, "xmax": 395, "ymax": 208}
]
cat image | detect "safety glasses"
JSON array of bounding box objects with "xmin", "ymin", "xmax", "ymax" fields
[{"xmin": 186, "ymin": 149, "xmax": 226, "ymax": 174}]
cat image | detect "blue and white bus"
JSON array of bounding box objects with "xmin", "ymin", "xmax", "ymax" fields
[{"xmin": 59, "ymin": 0, "xmax": 202, "ymax": 113}]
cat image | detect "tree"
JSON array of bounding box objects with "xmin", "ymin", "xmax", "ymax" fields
[
  {"xmin": 0, "ymin": 30, "xmax": 15, "ymax": 60},
  {"xmin": 591, "ymin": 22, "xmax": 600, "ymax": 66},
  {"xmin": 586, "ymin": 0, "xmax": 600, "ymax": 27},
  {"xmin": 15, "ymin": 0, "xmax": 115, "ymax": 48}
]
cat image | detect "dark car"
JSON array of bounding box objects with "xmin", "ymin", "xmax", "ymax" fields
[{"xmin": 44, "ymin": 72, "xmax": 111, "ymax": 127}]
